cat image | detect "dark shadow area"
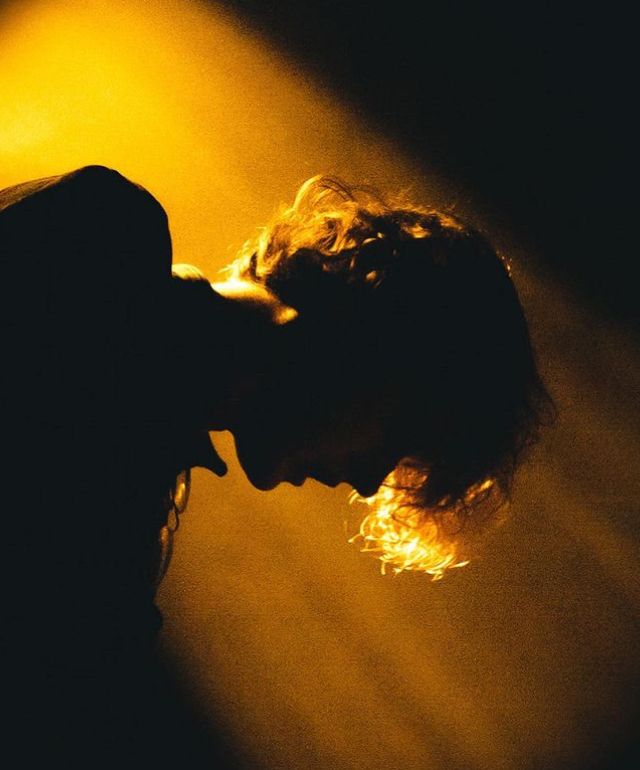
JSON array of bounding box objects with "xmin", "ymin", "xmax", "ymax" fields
[
  {"xmin": 4, "ymin": 4, "xmax": 637, "ymax": 768},
  {"xmin": 1, "ymin": 166, "xmax": 251, "ymax": 768},
  {"xmin": 202, "ymin": 3, "xmax": 637, "ymax": 769},
  {"xmin": 218, "ymin": 0, "xmax": 637, "ymax": 334}
]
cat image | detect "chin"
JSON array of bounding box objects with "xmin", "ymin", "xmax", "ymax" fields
[{"xmin": 234, "ymin": 441, "xmax": 279, "ymax": 491}]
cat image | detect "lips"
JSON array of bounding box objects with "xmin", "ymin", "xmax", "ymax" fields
[{"xmin": 308, "ymin": 470, "xmax": 341, "ymax": 487}]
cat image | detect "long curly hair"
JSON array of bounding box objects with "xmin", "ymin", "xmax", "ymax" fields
[{"xmin": 223, "ymin": 176, "xmax": 554, "ymax": 576}]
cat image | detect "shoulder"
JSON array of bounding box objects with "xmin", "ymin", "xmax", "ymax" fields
[
  {"xmin": 64, "ymin": 164, "xmax": 130, "ymax": 187},
  {"xmin": 1, "ymin": 164, "xmax": 167, "ymax": 225},
  {"xmin": 68, "ymin": 165, "xmax": 162, "ymax": 201},
  {"xmin": 1, "ymin": 164, "xmax": 172, "ymax": 273},
  {"xmin": 53, "ymin": 165, "xmax": 169, "ymax": 228}
]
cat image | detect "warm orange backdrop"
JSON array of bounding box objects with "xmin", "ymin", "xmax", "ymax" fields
[{"xmin": 2, "ymin": 2, "xmax": 639, "ymax": 768}]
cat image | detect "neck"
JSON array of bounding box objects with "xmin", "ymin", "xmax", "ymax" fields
[{"xmin": 171, "ymin": 274, "xmax": 298, "ymax": 431}]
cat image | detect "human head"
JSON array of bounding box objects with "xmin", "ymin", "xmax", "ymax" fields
[{"xmin": 222, "ymin": 176, "xmax": 553, "ymax": 576}]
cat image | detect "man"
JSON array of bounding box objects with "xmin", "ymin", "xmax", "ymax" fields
[{"xmin": 2, "ymin": 166, "xmax": 550, "ymax": 762}]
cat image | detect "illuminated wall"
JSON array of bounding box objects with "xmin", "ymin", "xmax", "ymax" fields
[{"xmin": 2, "ymin": 1, "xmax": 639, "ymax": 768}]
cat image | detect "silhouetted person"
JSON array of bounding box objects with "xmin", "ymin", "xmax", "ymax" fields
[{"xmin": 2, "ymin": 166, "xmax": 551, "ymax": 765}]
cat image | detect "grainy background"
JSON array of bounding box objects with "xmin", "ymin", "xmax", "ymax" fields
[{"xmin": 2, "ymin": 1, "xmax": 638, "ymax": 768}]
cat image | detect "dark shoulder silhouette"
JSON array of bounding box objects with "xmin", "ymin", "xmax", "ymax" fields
[{"xmin": 2, "ymin": 165, "xmax": 209, "ymax": 763}]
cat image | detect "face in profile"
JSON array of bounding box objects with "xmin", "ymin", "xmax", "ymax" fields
[{"xmin": 230, "ymin": 350, "xmax": 404, "ymax": 499}]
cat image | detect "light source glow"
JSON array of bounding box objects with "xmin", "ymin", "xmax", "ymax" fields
[{"xmin": 349, "ymin": 474, "xmax": 497, "ymax": 579}]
